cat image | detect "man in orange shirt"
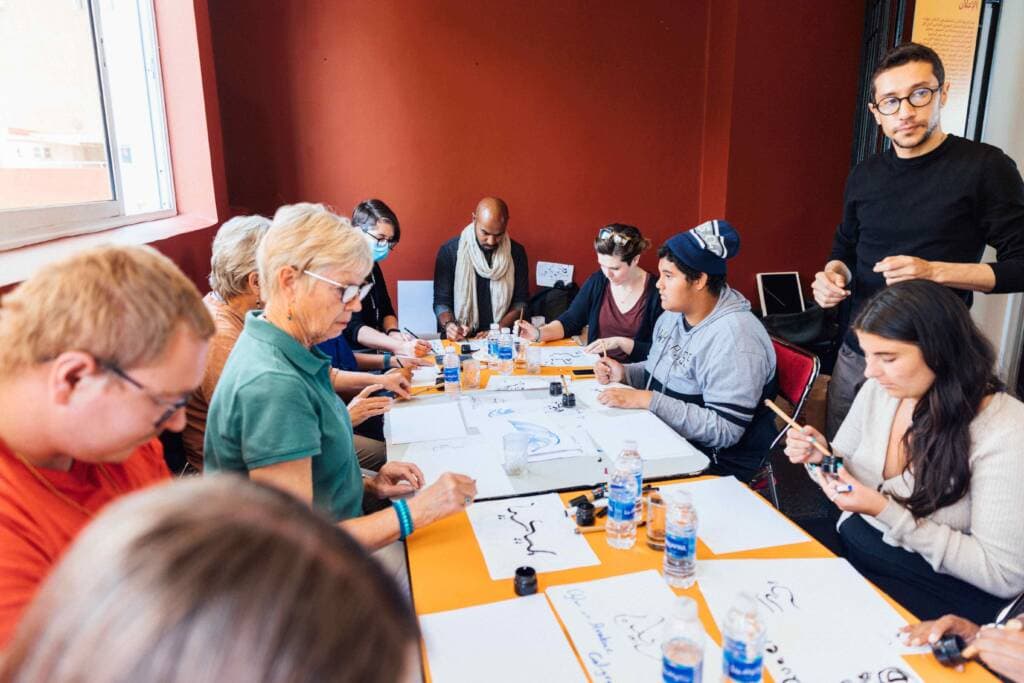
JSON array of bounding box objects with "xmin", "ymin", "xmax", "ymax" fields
[{"xmin": 0, "ymin": 245, "xmax": 214, "ymax": 646}]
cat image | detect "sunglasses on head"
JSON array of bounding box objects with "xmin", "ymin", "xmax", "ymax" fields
[{"xmin": 596, "ymin": 227, "xmax": 634, "ymax": 246}]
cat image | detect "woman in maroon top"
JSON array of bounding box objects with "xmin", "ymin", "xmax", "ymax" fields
[{"xmin": 519, "ymin": 224, "xmax": 663, "ymax": 362}]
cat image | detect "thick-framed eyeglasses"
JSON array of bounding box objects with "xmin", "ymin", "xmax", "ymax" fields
[
  {"xmin": 597, "ymin": 227, "xmax": 634, "ymax": 246},
  {"xmin": 359, "ymin": 227, "xmax": 397, "ymax": 249},
  {"xmin": 872, "ymin": 85, "xmax": 942, "ymax": 116},
  {"xmin": 303, "ymin": 270, "xmax": 373, "ymax": 303},
  {"xmin": 104, "ymin": 364, "xmax": 188, "ymax": 428}
]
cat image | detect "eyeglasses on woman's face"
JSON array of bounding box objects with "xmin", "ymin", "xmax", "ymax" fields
[{"xmin": 303, "ymin": 270, "xmax": 373, "ymax": 304}]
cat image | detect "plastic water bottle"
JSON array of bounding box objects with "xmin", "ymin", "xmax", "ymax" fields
[
  {"xmin": 443, "ymin": 348, "xmax": 461, "ymax": 397},
  {"xmin": 619, "ymin": 440, "xmax": 643, "ymax": 518},
  {"xmin": 661, "ymin": 596, "xmax": 704, "ymax": 683},
  {"xmin": 486, "ymin": 323, "xmax": 500, "ymax": 360},
  {"xmin": 722, "ymin": 593, "xmax": 765, "ymax": 683},
  {"xmin": 663, "ymin": 489, "xmax": 698, "ymax": 588},
  {"xmin": 498, "ymin": 327, "xmax": 514, "ymax": 375},
  {"xmin": 606, "ymin": 442, "xmax": 642, "ymax": 549}
]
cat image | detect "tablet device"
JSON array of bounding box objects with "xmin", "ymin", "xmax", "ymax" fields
[{"xmin": 756, "ymin": 272, "xmax": 805, "ymax": 316}]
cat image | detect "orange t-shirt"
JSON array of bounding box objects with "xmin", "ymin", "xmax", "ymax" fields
[{"xmin": 0, "ymin": 437, "xmax": 170, "ymax": 646}]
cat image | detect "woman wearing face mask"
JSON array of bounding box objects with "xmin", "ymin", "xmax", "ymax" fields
[
  {"xmin": 342, "ymin": 200, "xmax": 431, "ymax": 358},
  {"xmin": 786, "ymin": 280, "xmax": 1024, "ymax": 623},
  {"xmin": 518, "ymin": 224, "xmax": 662, "ymax": 362}
]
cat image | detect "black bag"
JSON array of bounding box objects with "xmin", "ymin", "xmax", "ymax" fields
[
  {"xmin": 527, "ymin": 280, "xmax": 579, "ymax": 322},
  {"xmin": 761, "ymin": 303, "xmax": 836, "ymax": 346}
]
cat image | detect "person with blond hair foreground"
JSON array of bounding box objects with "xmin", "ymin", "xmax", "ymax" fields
[
  {"xmin": 0, "ymin": 245, "xmax": 214, "ymax": 645},
  {"xmin": 0, "ymin": 477, "xmax": 418, "ymax": 683},
  {"xmin": 205, "ymin": 203, "xmax": 476, "ymax": 552}
]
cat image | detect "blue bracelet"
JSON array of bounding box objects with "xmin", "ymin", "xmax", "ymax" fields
[
  {"xmin": 382, "ymin": 351, "xmax": 392, "ymax": 369},
  {"xmin": 393, "ymin": 498, "xmax": 414, "ymax": 539}
]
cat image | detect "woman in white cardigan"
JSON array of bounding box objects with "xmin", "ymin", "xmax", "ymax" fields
[{"xmin": 786, "ymin": 280, "xmax": 1024, "ymax": 622}]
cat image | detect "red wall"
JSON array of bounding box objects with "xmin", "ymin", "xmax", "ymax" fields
[{"xmin": 208, "ymin": 0, "xmax": 864, "ymax": 303}]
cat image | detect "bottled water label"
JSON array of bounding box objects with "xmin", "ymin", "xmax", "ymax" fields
[
  {"xmin": 608, "ymin": 492, "xmax": 636, "ymax": 521},
  {"xmin": 488, "ymin": 339, "xmax": 499, "ymax": 356},
  {"xmin": 662, "ymin": 656, "xmax": 701, "ymax": 683},
  {"xmin": 723, "ymin": 636, "xmax": 763, "ymax": 682},
  {"xmin": 498, "ymin": 345, "xmax": 513, "ymax": 360},
  {"xmin": 443, "ymin": 366, "xmax": 460, "ymax": 383},
  {"xmin": 665, "ymin": 528, "xmax": 696, "ymax": 561}
]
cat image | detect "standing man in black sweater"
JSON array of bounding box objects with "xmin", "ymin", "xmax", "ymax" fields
[{"xmin": 814, "ymin": 42, "xmax": 1024, "ymax": 438}]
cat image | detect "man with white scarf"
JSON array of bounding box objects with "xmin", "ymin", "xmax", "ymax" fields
[{"xmin": 433, "ymin": 197, "xmax": 529, "ymax": 339}]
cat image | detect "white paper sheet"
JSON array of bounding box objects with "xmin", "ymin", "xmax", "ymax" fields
[
  {"xmin": 658, "ymin": 477, "xmax": 809, "ymax": 554},
  {"xmin": 420, "ymin": 594, "xmax": 587, "ymax": 683},
  {"xmin": 569, "ymin": 379, "xmax": 629, "ymax": 408},
  {"xmin": 699, "ymin": 559, "xmax": 925, "ymax": 683},
  {"xmin": 402, "ymin": 437, "xmax": 515, "ymax": 500},
  {"xmin": 536, "ymin": 260, "xmax": 575, "ymax": 288},
  {"xmin": 539, "ymin": 346, "xmax": 600, "ymax": 368},
  {"xmin": 466, "ymin": 493, "xmax": 600, "ymax": 580},
  {"xmin": 484, "ymin": 375, "xmax": 553, "ymax": 391},
  {"xmin": 410, "ymin": 364, "xmax": 440, "ymax": 388},
  {"xmin": 585, "ymin": 411, "xmax": 703, "ymax": 461},
  {"xmin": 547, "ymin": 571, "xmax": 723, "ymax": 682},
  {"xmin": 387, "ymin": 401, "xmax": 467, "ymax": 445},
  {"xmin": 396, "ymin": 280, "xmax": 437, "ymax": 338}
]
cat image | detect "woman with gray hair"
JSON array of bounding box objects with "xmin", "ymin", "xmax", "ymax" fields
[
  {"xmin": 204, "ymin": 203, "xmax": 476, "ymax": 551},
  {"xmin": 0, "ymin": 477, "xmax": 419, "ymax": 683},
  {"xmin": 183, "ymin": 214, "xmax": 408, "ymax": 472}
]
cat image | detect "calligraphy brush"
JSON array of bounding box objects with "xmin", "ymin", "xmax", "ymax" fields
[
  {"xmin": 575, "ymin": 520, "xmax": 647, "ymax": 535},
  {"xmin": 763, "ymin": 398, "xmax": 832, "ymax": 458}
]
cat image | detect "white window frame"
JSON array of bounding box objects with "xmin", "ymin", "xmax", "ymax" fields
[{"xmin": 0, "ymin": 0, "xmax": 175, "ymax": 252}]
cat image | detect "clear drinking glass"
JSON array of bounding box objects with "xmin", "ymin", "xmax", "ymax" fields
[
  {"xmin": 502, "ymin": 432, "xmax": 530, "ymax": 476},
  {"xmin": 526, "ymin": 344, "xmax": 542, "ymax": 374},
  {"xmin": 646, "ymin": 491, "xmax": 667, "ymax": 551},
  {"xmin": 461, "ymin": 358, "xmax": 480, "ymax": 389}
]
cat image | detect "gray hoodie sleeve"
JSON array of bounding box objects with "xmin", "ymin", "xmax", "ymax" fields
[
  {"xmin": 623, "ymin": 362, "xmax": 648, "ymax": 388},
  {"xmin": 648, "ymin": 347, "xmax": 771, "ymax": 450}
]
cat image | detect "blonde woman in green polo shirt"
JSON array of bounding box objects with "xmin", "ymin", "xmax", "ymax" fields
[{"xmin": 205, "ymin": 203, "xmax": 476, "ymax": 551}]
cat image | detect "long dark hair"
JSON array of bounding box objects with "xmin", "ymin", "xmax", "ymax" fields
[{"xmin": 854, "ymin": 280, "xmax": 1003, "ymax": 518}]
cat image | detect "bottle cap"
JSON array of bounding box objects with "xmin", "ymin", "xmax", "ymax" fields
[
  {"xmin": 931, "ymin": 634, "xmax": 969, "ymax": 667},
  {"xmin": 514, "ymin": 566, "xmax": 538, "ymax": 596},
  {"xmin": 501, "ymin": 327, "xmax": 510, "ymax": 333}
]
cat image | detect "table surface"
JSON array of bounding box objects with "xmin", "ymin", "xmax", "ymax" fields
[
  {"xmin": 406, "ymin": 476, "xmax": 996, "ymax": 683},
  {"xmin": 385, "ymin": 340, "xmax": 710, "ymax": 498}
]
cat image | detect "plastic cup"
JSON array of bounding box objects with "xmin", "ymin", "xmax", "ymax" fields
[
  {"xmin": 503, "ymin": 432, "xmax": 530, "ymax": 476},
  {"xmin": 461, "ymin": 358, "xmax": 480, "ymax": 389},
  {"xmin": 526, "ymin": 344, "xmax": 542, "ymax": 374},
  {"xmin": 646, "ymin": 491, "xmax": 667, "ymax": 551}
]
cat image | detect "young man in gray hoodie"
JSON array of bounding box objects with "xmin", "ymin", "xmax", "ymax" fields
[{"xmin": 596, "ymin": 220, "xmax": 777, "ymax": 482}]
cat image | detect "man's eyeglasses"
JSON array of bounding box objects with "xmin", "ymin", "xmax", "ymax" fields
[
  {"xmin": 360, "ymin": 227, "xmax": 397, "ymax": 249},
  {"xmin": 872, "ymin": 85, "xmax": 942, "ymax": 116},
  {"xmin": 597, "ymin": 227, "xmax": 634, "ymax": 246},
  {"xmin": 303, "ymin": 270, "xmax": 373, "ymax": 303},
  {"xmin": 104, "ymin": 364, "xmax": 188, "ymax": 429}
]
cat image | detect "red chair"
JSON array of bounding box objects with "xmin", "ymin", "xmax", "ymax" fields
[{"xmin": 754, "ymin": 336, "xmax": 820, "ymax": 509}]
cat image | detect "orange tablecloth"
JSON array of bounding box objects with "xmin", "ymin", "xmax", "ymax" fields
[{"xmin": 407, "ymin": 476, "xmax": 995, "ymax": 682}]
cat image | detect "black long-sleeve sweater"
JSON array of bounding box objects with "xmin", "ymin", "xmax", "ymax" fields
[{"xmin": 829, "ymin": 134, "xmax": 1024, "ymax": 351}]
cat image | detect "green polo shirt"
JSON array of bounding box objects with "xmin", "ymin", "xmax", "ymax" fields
[{"xmin": 204, "ymin": 312, "xmax": 363, "ymax": 522}]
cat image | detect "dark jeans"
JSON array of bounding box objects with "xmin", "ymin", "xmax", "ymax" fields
[
  {"xmin": 825, "ymin": 341, "xmax": 866, "ymax": 441},
  {"xmin": 835, "ymin": 514, "xmax": 1006, "ymax": 623}
]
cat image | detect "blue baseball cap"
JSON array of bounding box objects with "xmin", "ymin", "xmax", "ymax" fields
[{"xmin": 663, "ymin": 219, "xmax": 740, "ymax": 276}]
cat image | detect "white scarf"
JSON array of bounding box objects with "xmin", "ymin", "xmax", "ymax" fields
[{"xmin": 454, "ymin": 223, "xmax": 514, "ymax": 332}]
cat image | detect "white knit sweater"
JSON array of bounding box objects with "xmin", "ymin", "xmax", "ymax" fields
[{"xmin": 830, "ymin": 379, "xmax": 1024, "ymax": 599}]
